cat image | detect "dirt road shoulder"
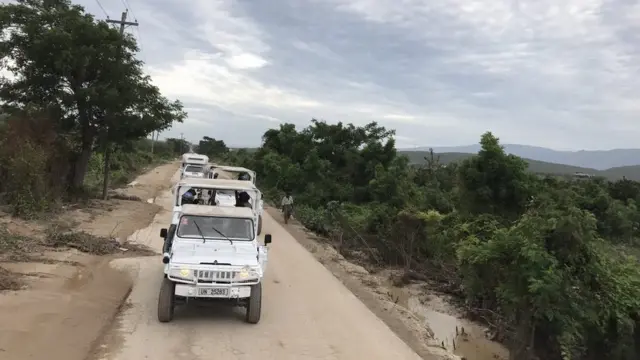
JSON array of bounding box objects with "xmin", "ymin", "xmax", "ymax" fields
[
  {"xmin": 0, "ymin": 161, "xmax": 179, "ymax": 360},
  {"xmin": 264, "ymin": 207, "xmax": 460, "ymax": 360}
]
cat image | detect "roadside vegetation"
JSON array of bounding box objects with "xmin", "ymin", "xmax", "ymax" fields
[
  {"xmin": 0, "ymin": 0, "xmax": 185, "ymax": 286},
  {"xmin": 0, "ymin": 0, "xmax": 186, "ymax": 218},
  {"xmin": 198, "ymin": 121, "xmax": 640, "ymax": 360},
  {"xmin": 4, "ymin": 1, "xmax": 640, "ymax": 359}
]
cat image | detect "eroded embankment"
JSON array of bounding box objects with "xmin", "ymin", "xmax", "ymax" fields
[{"xmin": 265, "ymin": 206, "xmax": 509, "ymax": 360}]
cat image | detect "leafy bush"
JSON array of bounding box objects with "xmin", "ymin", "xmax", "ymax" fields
[
  {"xmin": 222, "ymin": 120, "xmax": 640, "ymax": 360},
  {"xmin": 0, "ymin": 112, "xmax": 180, "ymax": 217},
  {"xmin": 0, "ymin": 114, "xmax": 66, "ymax": 217}
]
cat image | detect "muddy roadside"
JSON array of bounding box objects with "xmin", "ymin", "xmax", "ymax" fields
[
  {"xmin": 265, "ymin": 207, "xmax": 509, "ymax": 360},
  {"xmin": 0, "ymin": 161, "xmax": 179, "ymax": 360}
]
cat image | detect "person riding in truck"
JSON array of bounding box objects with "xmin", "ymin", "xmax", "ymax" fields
[
  {"xmin": 236, "ymin": 191, "xmax": 252, "ymax": 208},
  {"xmin": 206, "ymin": 190, "xmax": 218, "ymax": 205},
  {"xmin": 181, "ymin": 189, "xmax": 198, "ymax": 205}
]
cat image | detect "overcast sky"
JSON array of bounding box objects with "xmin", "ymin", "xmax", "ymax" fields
[{"xmin": 73, "ymin": 1, "xmax": 640, "ymax": 149}]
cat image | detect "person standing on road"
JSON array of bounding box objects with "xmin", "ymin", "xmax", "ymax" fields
[
  {"xmin": 281, "ymin": 191, "xmax": 294, "ymax": 223},
  {"xmin": 281, "ymin": 192, "xmax": 293, "ymax": 210}
]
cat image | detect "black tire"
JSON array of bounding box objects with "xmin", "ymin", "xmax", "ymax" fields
[
  {"xmin": 162, "ymin": 224, "xmax": 177, "ymax": 254},
  {"xmin": 245, "ymin": 283, "xmax": 262, "ymax": 324},
  {"xmin": 257, "ymin": 216, "xmax": 263, "ymax": 235},
  {"xmin": 157, "ymin": 277, "xmax": 175, "ymax": 323}
]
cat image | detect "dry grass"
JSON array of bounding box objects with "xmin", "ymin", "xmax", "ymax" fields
[
  {"xmin": 44, "ymin": 224, "xmax": 155, "ymax": 256},
  {"xmin": 108, "ymin": 192, "xmax": 143, "ymax": 202},
  {"xmin": 44, "ymin": 228, "xmax": 122, "ymax": 255},
  {"xmin": 0, "ymin": 227, "xmax": 40, "ymax": 261},
  {"xmin": 0, "ymin": 267, "xmax": 22, "ymax": 291}
]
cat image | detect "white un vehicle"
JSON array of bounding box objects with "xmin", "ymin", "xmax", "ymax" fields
[
  {"xmin": 171, "ymin": 178, "xmax": 265, "ymax": 235},
  {"xmin": 158, "ymin": 205, "xmax": 272, "ymax": 324},
  {"xmin": 208, "ymin": 165, "xmax": 257, "ymax": 184}
]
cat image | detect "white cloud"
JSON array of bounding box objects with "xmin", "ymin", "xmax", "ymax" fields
[
  {"xmin": 225, "ymin": 53, "xmax": 268, "ymax": 69},
  {"xmin": 148, "ymin": 50, "xmax": 323, "ymax": 111},
  {"xmin": 22, "ymin": 0, "xmax": 640, "ymax": 149},
  {"xmin": 249, "ymin": 114, "xmax": 282, "ymax": 123}
]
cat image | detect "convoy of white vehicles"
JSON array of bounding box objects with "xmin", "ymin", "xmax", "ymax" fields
[{"xmin": 159, "ymin": 155, "xmax": 270, "ymax": 324}]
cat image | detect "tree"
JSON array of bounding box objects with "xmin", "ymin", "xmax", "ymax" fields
[
  {"xmin": 195, "ymin": 136, "xmax": 228, "ymax": 158},
  {"xmin": 255, "ymin": 119, "xmax": 397, "ymax": 207},
  {"xmin": 457, "ymin": 132, "xmax": 534, "ymax": 220},
  {"xmin": 165, "ymin": 137, "xmax": 189, "ymax": 156},
  {"xmin": 0, "ymin": 0, "xmax": 185, "ymax": 192},
  {"xmin": 98, "ymin": 44, "xmax": 186, "ymax": 198}
]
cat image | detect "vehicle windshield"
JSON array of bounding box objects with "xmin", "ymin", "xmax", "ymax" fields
[
  {"xmin": 177, "ymin": 215, "xmax": 254, "ymax": 241},
  {"xmin": 185, "ymin": 165, "xmax": 204, "ymax": 173}
]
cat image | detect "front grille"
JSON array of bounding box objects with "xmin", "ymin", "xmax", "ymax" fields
[{"xmin": 195, "ymin": 270, "xmax": 236, "ymax": 281}]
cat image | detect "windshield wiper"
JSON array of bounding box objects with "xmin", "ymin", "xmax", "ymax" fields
[
  {"xmin": 210, "ymin": 226, "xmax": 233, "ymax": 245},
  {"xmin": 192, "ymin": 220, "xmax": 207, "ymax": 243}
]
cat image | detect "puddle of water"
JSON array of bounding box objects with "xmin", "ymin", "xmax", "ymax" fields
[{"xmin": 408, "ymin": 295, "xmax": 509, "ymax": 360}]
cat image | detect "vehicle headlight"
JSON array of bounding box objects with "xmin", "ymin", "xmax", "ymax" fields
[
  {"xmin": 236, "ymin": 266, "xmax": 260, "ymax": 280},
  {"xmin": 169, "ymin": 266, "xmax": 194, "ymax": 280}
]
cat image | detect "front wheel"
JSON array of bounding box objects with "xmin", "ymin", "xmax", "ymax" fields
[
  {"xmin": 257, "ymin": 216, "xmax": 263, "ymax": 235},
  {"xmin": 157, "ymin": 277, "xmax": 175, "ymax": 323},
  {"xmin": 245, "ymin": 283, "xmax": 262, "ymax": 324}
]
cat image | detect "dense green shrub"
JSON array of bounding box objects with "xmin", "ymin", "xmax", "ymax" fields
[
  {"xmin": 221, "ymin": 120, "xmax": 640, "ymax": 360},
  {"xmin": 0, "ymin": 113, "xmax": 180, "ymax": 217}
]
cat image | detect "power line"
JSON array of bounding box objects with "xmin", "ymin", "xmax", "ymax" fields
[
  {"xmin": 105, "ymin": 9, "xmax": 138, "ymax": 34},
  {"xmin": 94, "ymin": 0, "xmax": 109, "ymax": 18},
  {"xmin": 115, "ymin": 0, "xmax": 145, "ymax": 63},
  {"xmin": 119, "ymin": 0, "xmax": 137, "ymax": 22},
  {"xmin": 133, "ymin": 26, "xmax": 147, "ymax": 64}
]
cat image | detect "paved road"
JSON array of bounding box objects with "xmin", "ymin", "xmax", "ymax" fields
[{"xmin": 96, "ymin": 170, "xmax": 423, "ymax": 360}]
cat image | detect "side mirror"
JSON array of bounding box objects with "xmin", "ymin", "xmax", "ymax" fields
[
  {"xmin": 261, "ymin": 194, "xmax": 264, "ymax": 199},
  {"xmin": 264, "ymin": 234, "xmax": 272, "ymax": 245},
  {"xmin": 160, "ymin": 228, "xmax": 168, "ymax": 238}
]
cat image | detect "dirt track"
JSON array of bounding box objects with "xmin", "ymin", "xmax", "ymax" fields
[
  {"xmin": 91, "ymin": 170, "xmax": 426, "ymax": 360},
  {"xmin": 0, "ymin": 162, "xmax": 180, "ymax": 360}
]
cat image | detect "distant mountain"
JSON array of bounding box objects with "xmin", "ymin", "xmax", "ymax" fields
[
  {"xmin": 400, "ymin": 144, "xmax": 640, "ymax": 170},
  {"xmin": 400, "ymin": 151, "xmax": 640, "ymax": 181}
]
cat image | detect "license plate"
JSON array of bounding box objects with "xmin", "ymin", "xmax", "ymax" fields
[{"xmin": 198, "ymin": 287, "xmax": 229, "ymax": 297}]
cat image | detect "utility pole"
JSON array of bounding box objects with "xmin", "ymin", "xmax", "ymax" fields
[
  {"xmin": 150, "ymin": 130, "xmax": 160, "ymax": 154},
  {"xmin": 101, "ymin": 10, "xmax": 139, "ymax": 200}
]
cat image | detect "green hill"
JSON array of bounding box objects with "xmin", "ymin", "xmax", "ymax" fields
[
  {"xmin": 600, "ymin": 165, "xmax": 640, "ymax": 181},
  {"xmin": 400, "ymin": 151, "xmax": 640, "ymax": 181}
]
